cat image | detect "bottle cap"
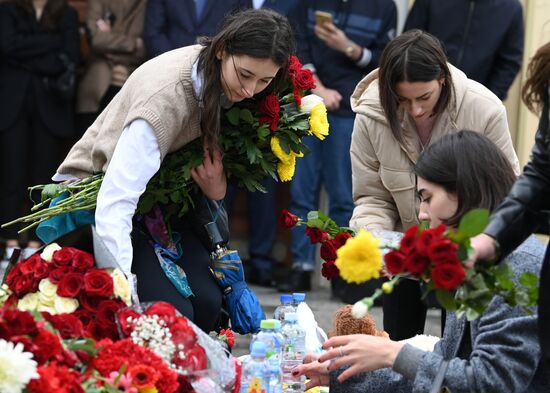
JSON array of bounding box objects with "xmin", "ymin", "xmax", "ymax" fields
[
  {"xmin": 260, "ymin": 319, "xmax": 277, "ymax": 330},
  {"xmin": 285, "ymin": 312, "xmax": 298, "ymax": 322},
  {"xmin": 250, "ymin": 341, "xmax": 267, "ymax": 357},
  {"xmin": 292, "ymin": 292, "xmax": 306, "ymax": 302},
  {"xmin": 280, "ymin": 294, "xmax": 292, "ymax": 303}
]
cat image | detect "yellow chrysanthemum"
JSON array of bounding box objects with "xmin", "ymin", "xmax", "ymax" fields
[
  {"xmin": 335, "ymin": 230, "xmax": 382, "ymax": 284},
  {"xmin": 277, "ymin": 156, "xmax": 296, "ymax": 181},
  {"xmin": 271, "ymin": 136, "xmax": 293, "ymax": 163},
  {"xmin": 309, "ymin": 103, "xmax": 329, "ymax": 140}
]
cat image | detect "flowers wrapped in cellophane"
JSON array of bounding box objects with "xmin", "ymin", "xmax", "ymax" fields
[
  {"xmin": 117, "ymin": 301, "xmax": 241, "ymax": 393},
  {"xmin": 280, "ymin": 208, "xmax": 539, "ymax": 321}
]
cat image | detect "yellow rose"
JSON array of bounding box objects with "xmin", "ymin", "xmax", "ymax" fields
[
  {"xmin": 335, "ymin": 230, "xmax": 382, "ymax": 284},
  {"xmin": 38, "ymin": 278, "xmax": 58, "ymax": 297},
  {"xmin": 40, "ymin": 243, "xmax": 61, "ymax": 262},
  {"xmin": 17, "ymin": 292, "xmax": 40, "ymax": 311},
  {"xmin": 53, "ymin": 295, "xmax": 79, "ymax": 314},
  {"xmin": 111, "ymin": 268, "xmax": 132, "ymax": 306},
  {"xmin": 309, "ymin": 103, "xmax": 329, "ymax": 140}
]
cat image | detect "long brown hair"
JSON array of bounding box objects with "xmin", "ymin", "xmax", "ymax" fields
[
  {"xmin": 522, "ymin": 41, "xmax": 550, "ymax": 114},
  {"xmin": 378, "ymin": 30, "xmax": 453, "ymax": 144},
  {"xmin": 196, "ymin": 8, "xmax": 294, "ymax": 149},
  {"xmin": 11, "ymin": 0, "xmax": 67, "ymax": 30}
]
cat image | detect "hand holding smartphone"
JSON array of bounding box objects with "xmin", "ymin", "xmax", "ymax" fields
[{"xmin": 315, "ymin": 10, "xmax": 333, "ymax": 26}]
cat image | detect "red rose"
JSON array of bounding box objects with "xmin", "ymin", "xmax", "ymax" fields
[
  {"xmin": 79, "ymin": 293, "xmax": 104, "ymax": 312},
  {"xmin": 288, "ymin": 55, "xmax": 302, "ymax": 74},
  {"xmin": 428, "ymin": 239, "xmax": 460, "ymax": 265},
  {"xmin": 173, "ymin": 344, "xmax": 207, "ymax": 372},
  {"xmin": 416, "ymin": 225, "xmax": 446, "ymax": 256},
  {"xmin": 320, "ymin": 240, "xmax": 337, "ymax": 261},
  {"xmin": 56, "ymin": 272, "xmax": 84, "ymax": 298},
  {"xmin": 170, "ymin": 318, "xmax": 197, "ymax": 348},
  {"xmin": 5, "ymin": 264, "xmax": 22, "ymax": 287},
  {"xmin": 52, "ymin": 247, "xmax": 77, "ymax": 267},
  {"xmin": 83, "ymin": 269, "xmax": 114, "ymax": 297},
  {"xmin": 2, "ymin": 309, "xmax": 38, "ymax": 336},
  {"xmin": 12, "ymin": 274, "xmax": 36, "ymax": 297},
  {"xmin": 49, "ymin": 266, "xmax": 72, "ymax": 284},
  {"xmin": 405, "ymin": 252, "xmax": 430, "ymax": 277},
  {"xmin": 33, "ymin": 259, "xmax": 50, "ymax": 280},
  {"xmin": 291, "ymin": 68, "xmax": 316, "ymax": 90},
  {"xmin": 33, "ymin": 329, "xmax": 63, "ymax": 364},
  {"xmin": 305, "ymin": 226, "xmax": 329, "ymax": 244},
  {"xmin": 44, "ymin": 314, "xmax": 84, "ymax": 339},
  {"xmin": 71, "ymin": 250, "xmax": 95, "ymax": 271},
  {"xmin": 97, "ymin": 299, "xmax": 125, "ymax": 327},
  {"xmin": 400, "ymin": 225, "xmax": 420, "ymax": 255},
  {"xmin": 384, "ymin": 250, "xmax": 407, "ymax": 275},
  {"xmin": 334, "ymin": 232, "xmax": 352, "ymax": 248},
  {"xmin": 278, "ymin": 209, "xmax": 300, "ymax": 229},
  {"xmin": 128, "ymin": 364, "xmax": 160, "ymax": 389},
  {"xmin": 117, "ymin": 308, "xmax": 141, "ymax": 336},
  {"xmin": 145, "ymin": 301, "xmax": 178, "ymax": 326},
  {"xmin": 431, "ymin": 262, "xmax": 466, "ymax": 290},
  {"xmin": 258, "ymin": 93, "xmax": 280, "ymax": 132},
  {"xmin": 72, "ymin": 309, "xmax": 93, "ymax": 327},
  {"xmin": 85, "ymin": 320, "xmax": 107, "ymax": 341},
  {"xmin": 19, "ymin": 254, "xmax": 41, "ymax": 275},
  {"xmin": 321, "ymin": 260, "xmax": 340, "ymax": 279}
]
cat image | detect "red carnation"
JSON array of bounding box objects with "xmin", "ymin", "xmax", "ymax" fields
[
  {"xmin": 258, "ymin": 93, "xmax": 280, "ymax": 132},
  {"xmin": 44, "ymin": 313, "xmax": 84, "ymax": 339},
  {"xmin": 2, "ymin": 309, "xmax": 39, "ymax": 336},
  {"xmin": 33, "ymin": 329, "xmax": 63, "ymax": 364},
  {"xmin": 384, "ymin": 250, "xmax": 407, "ymax": 275},
  {"xmin": 428, "ymin": 239, "xmax": 460, "ymax": 265},
  {"xmin": 405, "ymin": 251, "xmax": 430, "ymax": 277},
  {"xmin": 278, "ymin": 209, "xmax": 300, "ymax": 229},
  {"xmin": 320, "ymin": 240, "xmax": 337, "ymax": 261},
  {"xmin": 431, "ymin": 262, "xmax": 466, "ymax": 290},
  {"xmin": 321, "ymin": 260, "xmax": 340, "ymax": 280},
  {"xmin": 305, "ymin": 226, "xmax": 329, "ymax": 244},
  {"xmin": 83, "ymin": 269, "xmax": 114, "ymax": 297},
  {"xmin": 52, "ymin": 247, "xmax": 77, "ymax": 267},
  {"xmin": 27, "ymin": 363, "xmax": 84, "ymax": 393},
  {"xmin": 57, "ymin": 272, "xmax": 84, "ymax": 298}
]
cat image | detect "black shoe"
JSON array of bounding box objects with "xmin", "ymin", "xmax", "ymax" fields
[
  {"xmin": 277, "ymin": 270, "xmax": 312, "ymax": 292},
  {"xmin": 247, "ymin": 266, "xmax": 274, "ymax": 287}
]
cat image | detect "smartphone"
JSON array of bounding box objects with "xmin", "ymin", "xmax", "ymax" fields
[{"xmin": 315, "ymin": 10, "xmax": 333, "ymax": 26}]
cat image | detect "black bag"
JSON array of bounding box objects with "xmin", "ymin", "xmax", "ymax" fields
[{"xmin": 43, "ymin": 53, "xmax": 76, "ymax": 100}]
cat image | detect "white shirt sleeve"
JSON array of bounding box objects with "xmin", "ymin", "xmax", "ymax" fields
[{"xmin": 95, "ymin": 119, "xmax": 161, "ymax": 275}]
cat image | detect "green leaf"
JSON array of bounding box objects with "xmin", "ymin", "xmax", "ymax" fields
[
  {"xmin": 240, "ymin": 108, "xmax": 254, "ymax": 124},
  {"xmin": 436, "ymin": 289, "xmax": 457, "ymax": 311},
  {"xmin": 457, "ymin": 208, "xmax": 490, "ymax": 238},
  {"xmin": 225, "ymin": 107, "xmax": 240, "ymax": 126},
  {"xmin": 465, "ymin": 307, "xmax": 481, "ymax": 321},
  {"xmin": 257, "ymin": 124, "xmax": 271, "ymax": 139},
  {"xmin": 519, "ymin": 272, "xmax": 539, "ymax": 287},
  {"xmin": 41, "ymin": 183, "xmax": 65, "ymax": 201}
]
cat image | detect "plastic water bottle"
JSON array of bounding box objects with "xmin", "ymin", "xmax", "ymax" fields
[
  {"xmin": 250, "ymin": 319, "xmax": 283, "ymax": 363},
  {"xmin": 273, "ymin": 294, "xmax": 294, "ymax": 323},
  {"xmin": 281, "ymin": 312, "xmax": 306, "ymax": 393},
  {"xmin": 292, "ymin": 292, "xmax": 306, "ymax": 308},
  {"xmin": 240, "ymin": 341, "xmax": 269, "ymax": 393}
]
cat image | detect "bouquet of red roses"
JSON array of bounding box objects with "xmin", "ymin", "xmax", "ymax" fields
[
  {"xmin": 0, "ymin": 243, "xmax": 132, "ymax": 340},
  {"xmin": 280, "ymin": 209, "xmax": 539, "ymax": 321}
]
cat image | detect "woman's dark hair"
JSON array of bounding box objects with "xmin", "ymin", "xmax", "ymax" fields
[
  {"xmin": 196, "ymin": 8, "xmax": 295, "ymax": 147},
  {"xmin": 414, "ymin": 130, "xmax": 516, "ymax": 227},
  {"xmin": 12, "ymin": 0, "xmax": 67, "ymax": 30},
  {"xmin": 522, "ymin": 41, "xmax": 550, "ymax": 114},
  {"xmin": 379, "ymin": 29, "xmax": 453, "ymax": 143}
]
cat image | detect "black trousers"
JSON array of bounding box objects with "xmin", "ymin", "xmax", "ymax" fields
[
  {"xmin": 383, "ymin": 278, "xmax": 427, "ymax": 340},
  {"xmin": 131, "ymin": 222, "xmax": 223, "ymax": 333},
  {"xmin": 0, "ymin": 88, "xmax": 61, "ymax": 240}
]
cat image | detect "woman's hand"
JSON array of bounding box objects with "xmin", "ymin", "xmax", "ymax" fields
[
  {"xmin": 291, "ymin": 353, "xmax": 331, "ymax": 389},
  {"xmin": 466, "ymin": 233, "xmax": 498, "ymax": 268},
  {"xmin": 318, "ymin": 334, "xmax": 404, "ymax": 383},
  {"xmin": 191, "ymin": 140, "xmax": 227, "ymax": 200}
]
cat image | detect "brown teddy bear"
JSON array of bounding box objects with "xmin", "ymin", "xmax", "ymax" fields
[{"xmin": 329, "ymin": 304, "xmax": 389, "ymax": 338}]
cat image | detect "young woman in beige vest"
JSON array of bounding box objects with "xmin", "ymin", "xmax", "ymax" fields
[
  {"xmin": 348, "ymin": 30, "xmax": 520, "ymax": 340},
  {"xmin": 54, "ymin": 9, "xmax": 295, "ymax": 332}
]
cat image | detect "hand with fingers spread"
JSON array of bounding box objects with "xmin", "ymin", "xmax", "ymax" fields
[
  {"xmin": 191, "ymin": 139, "xmax": 227, "ymax": 200},
  {"xmin": 291, "ymin": 353, "xmax": 330, "ymax": 390},
  {"xmin": 317, "ymin": 334, "xmax": 404, "ymax": 383}
]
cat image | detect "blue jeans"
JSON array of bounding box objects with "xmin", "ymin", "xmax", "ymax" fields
[{"xmin": 289, "ymin": 114, "xmax": 354, "ymax": 270}]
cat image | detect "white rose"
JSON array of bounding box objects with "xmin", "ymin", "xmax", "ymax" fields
[
  {"xmin": 37, "ymin": 304, "xmax": 56, "ymax": 314},
  {"xmin": 299, "ymin": 94, "xmax": 324, "ymax": 113},
  {"xmin": 38, "ymin": 291, "xmax": 55, "ymax": 307},
  {"xmin": 38, "ymin": 278, "xmax": 58, "ymax": 297},
  {"xmin": 111, "ymin": 268, "xmax": 132, "ymax": 306},
  {"xmin": 0, "ymin": 284, "xmax": 12, "ymax": 306},
  {"xmin": 40, "ymin": 243, "xmax": 61, "ymax": 262},
  {"xmin": 53, "ymin": 295, "xmax": 79, "ymax": 314},
  {"xmin": 17, "ymin": 292, "xmax": 40, "ymax": 311},
  {"xmin": 351, "ymin": 299, "xmax": 369, "ymax": 319}
]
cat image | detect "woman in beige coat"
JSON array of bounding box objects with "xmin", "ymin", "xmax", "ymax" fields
[{"xmin": 349, "ymin": 30, "xmax": 520, "ymax": 340}]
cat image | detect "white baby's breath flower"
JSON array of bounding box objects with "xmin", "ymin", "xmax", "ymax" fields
[
  {"xmin": 40, "ymin": 243, "xmax": 61, "ymax": 262},
  {"xmin": 0, "ymin": 339, "xmax": 39, "ymax": 393},
  {"xmin": 38, "ymin": 278, "xmax": 58, "ymax": 297},
  {"xmin": 53, "ymin": 295, "xmax": 79, "ymax": 314},
  {"xmin": 299, "ymin": 94, "xmax": 324, "ymax": 113},
  {"xmin": 111, "ymin": 268, "xmax": 132, "ymax": 305},
  {"xmin": 17, "ymin": 292, "xmax": 40, "ymax": 312},
  {"xmin": 351, "ymin": 299, "xmax": 370, "ymax": 319}
]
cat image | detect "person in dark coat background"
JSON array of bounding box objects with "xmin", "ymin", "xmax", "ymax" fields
[
  {"xmin": 0, "ymin": 0, "xmax": 79, "ymax": 262},
  {"xmin": 404, "ymin": 0, "xmax": 524, "ymax": 101}
]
